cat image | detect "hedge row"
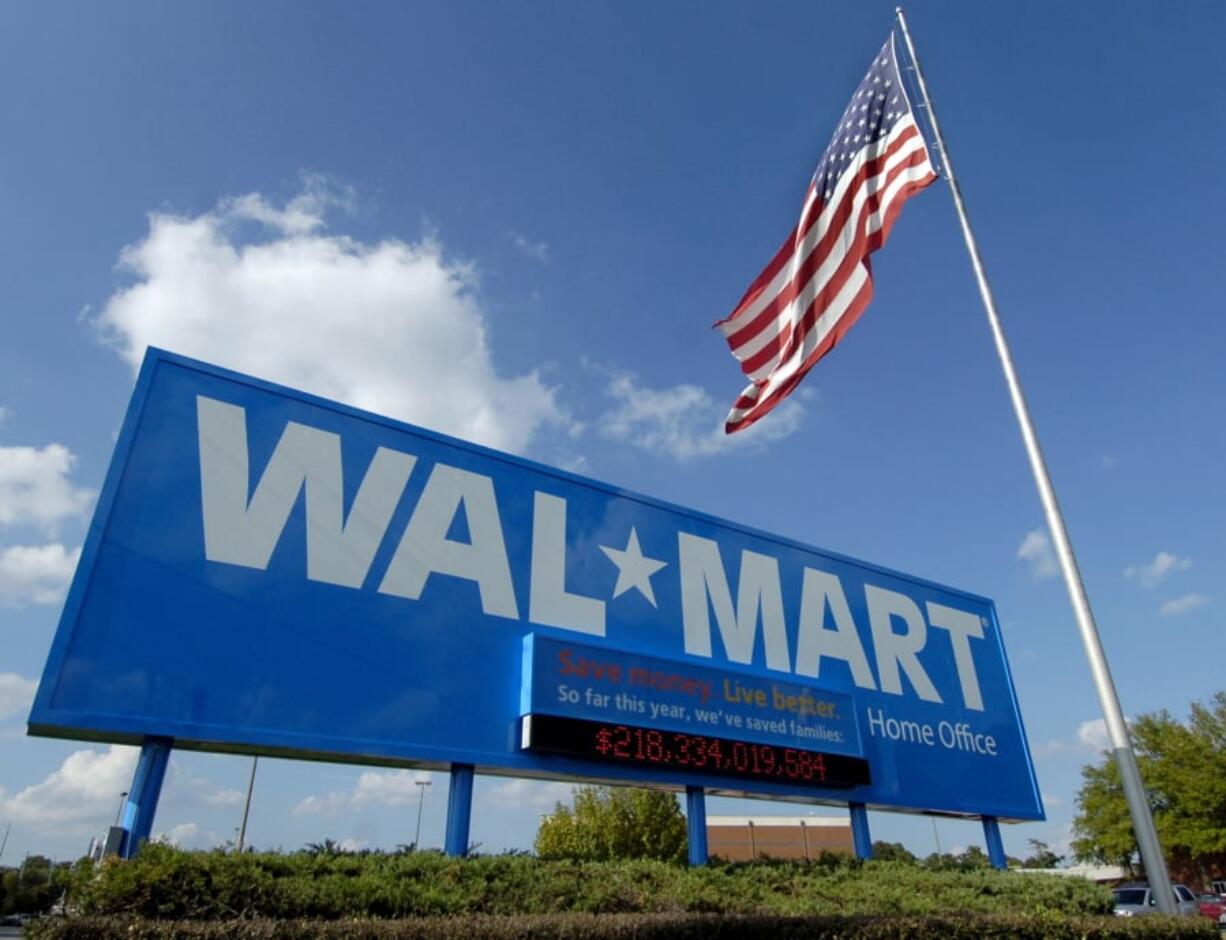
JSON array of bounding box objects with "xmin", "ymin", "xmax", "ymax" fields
[
  {"xmin": 62, "ymin": 845, "xmax": 1115, "ymax": 919},
  {"xmin": 24, "ymin": 913, "xmax": 1222, "ymax": 940}
]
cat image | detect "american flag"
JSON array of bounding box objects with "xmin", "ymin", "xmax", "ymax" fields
[{"xmin": 717, "ymin": 34, "xmax": 937, "ymax": 434}]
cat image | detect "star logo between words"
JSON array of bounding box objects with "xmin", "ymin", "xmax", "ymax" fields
[{"xmin": 599, "ymin": 527, "xmax": 667, "ymax": 608}]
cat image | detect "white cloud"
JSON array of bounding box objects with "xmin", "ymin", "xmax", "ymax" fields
[
  {"xmin": 597, "ymin": 370, "xmax": 806, "ymax": 460},
  {"xmin": 510, "ymin": 233, "xmax": 550, "ymax": 263},
  {"xmin": 0, "ymin": 444, "xmax": 94, "ymax": 532},
  {"xmin": 1032, "ymin": 738, "xmax": 1070, "ymax": 759},
  {"xmin": 0, "ymin": 673, "xmax": 38, "ymax": 721},
  {"xmin": 1016, "ymin": 529, "xmax": 1058, "ymax": 580},
  {"xmin": 154, "ymin": 822, "xmax": 200, "ymax": 847},
  {"xmin": 339, "ymin": 837, "xmax": 368, "ymax": 853},
  {"xmin": 93, "ymin": 180, "xmax": 569, "ymax": 454},
  {"xmin": 165, "ymin": 760, "xmax": 244, "ymax": 808},
  {"xmin": 1041, "ymin": 792, "xmax": 1064, "ymax": 810},
  {"xmin": 1, "ymin": 745, "xmax": 137, "ymax": 824},
  {"xmin": 293, "ymin": 791, "xmax": 349, "ymax": 816},
  {"xmin": 1124, "ymin": 551, "xmax": 1191, "ymax": 589},
  {"xmin": 1078, "ymin": 718, "xmax": 1112, "ymax": 753},
  {"xmin": 1159, "ymin": 593, "xmax": 1211, "ymax": 617},
  {"xmin": 0, "ymin": 543, "xmax": 81, "ymax": 607},
  {"xmin": 482, "ymin": 778, "xmax": 573, "ymax": 811},
  {"xmin": 221, "ymin": 173, "xmax": 357, "ymax": 236},
  {"xmin": 294, "ymin": 769, "xmax": 433, "ymax": 815},
  {"xmin": 351, "ymin": 769, "xmax": 432, "ymax": 808}
]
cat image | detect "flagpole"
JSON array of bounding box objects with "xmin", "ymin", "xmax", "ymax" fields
[{"xmin": 893, "ymin": 8, "xmax": 1175, "ymax": 913}]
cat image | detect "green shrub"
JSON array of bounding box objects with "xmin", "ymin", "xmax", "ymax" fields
[
  {"xmin": 25, "ymin": 913, "xmax": 1222, "ymax": 940},
  {"xmin": 58, "ymin": 844, "xmax": 1120, "ymax": 921}
]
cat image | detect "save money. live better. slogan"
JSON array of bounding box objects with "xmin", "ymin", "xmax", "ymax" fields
[{"xmin": 521, "ymin": 634, "xmax": 863, "ymax": 757}]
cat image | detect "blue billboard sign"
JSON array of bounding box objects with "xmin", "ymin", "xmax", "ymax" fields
[{"xmin": 31, "ymin": 349, "xmax": 1042, "ymax": 821}]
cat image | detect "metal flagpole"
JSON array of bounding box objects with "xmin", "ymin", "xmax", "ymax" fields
[{"xmin": 894, "ymin": 7, "xmax": 1176, "ymax": 914}]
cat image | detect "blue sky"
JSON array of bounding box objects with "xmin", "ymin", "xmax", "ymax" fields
[{"xmin": 2, "ymin": 0, "xmax": 1224, "ymax": 863}]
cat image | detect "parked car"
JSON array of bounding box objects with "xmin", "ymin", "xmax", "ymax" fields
[
  {"xmin": 1112, "ymin": 882, "xmax": 1202, "ymax": 917},
  {"xmin": 1197, "ymin": 893, "xmax": 1226, "ymax": 922}
]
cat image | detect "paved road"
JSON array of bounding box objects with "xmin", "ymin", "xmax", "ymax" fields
[{"xmin": 0, "ymin": 926, "xmax": 22, "ymax": 938}]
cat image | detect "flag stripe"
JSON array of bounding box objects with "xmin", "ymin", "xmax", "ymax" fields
[
  {"xmin": 733, "ymin": 139, "xmax": 933, "ymax": 381},
  {"xmin": 727, "ymin": 166, "xmax": 937, "ymax": 432},
  {"xmin": 719, "ymin": 123, "xmax": 926, "ymax": 357},
  {"xmin": 718, "ymin": 33, "xmax": 937, "ymax": 434},
  {"xmin": 717, "ymin": 119, "xmax": 923, "ymax": 351},
  {"xmin": 743, "ymin": 156, "xmax": 937, "ymax": 384}
]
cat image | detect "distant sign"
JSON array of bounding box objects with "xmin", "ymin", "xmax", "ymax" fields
[{"xmin": 31, "ymin": 349, "xmax": 1042, "ymax": 820}]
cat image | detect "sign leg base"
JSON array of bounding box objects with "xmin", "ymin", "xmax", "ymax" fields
[
  {"xmin": 685, "ymin": 785, "xmax": 708, "ymax": 866},
  {"xmin": 849, "ymin": 802, "xmax": 872, "ymax": 860},
  {"xmin": 118, "ymin": 737, "xmax": 172, "ymax": 859},
  {"xmin": 982, "ymin": 816, "xmax": 1007, "ymax": 869},
  {"xmin": 445, "ymin": 763, "xmax": 474, "ymax": 857}
]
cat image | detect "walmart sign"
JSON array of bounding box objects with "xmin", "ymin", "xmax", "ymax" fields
[{"xmin": 31, "ymin": 349, "xmax": 1042, "ymax": 820}]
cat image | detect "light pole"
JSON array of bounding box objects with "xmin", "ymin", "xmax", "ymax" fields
[
  {"xmin": 114, "ymin": 791, "xmax": 128, "ymax": 827},
  {"xmin": 236, "ymin": 757, "xmax": 259, "ymax": 852},
  {"xmin": 413, "ymin": 779, "xmax": 431, "ymax": 848}
]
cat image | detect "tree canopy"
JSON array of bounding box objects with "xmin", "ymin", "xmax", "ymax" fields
[
  {"xmin": 1, "ymin": 856, "xmax": 73, "ymax": 915},
  {"xmin": 1072, "ymin": 692, "xmax": 1226, "ymax": 881},
  {"xmin": 1019, "ymin": 839, "xmax": 1064, "ymax": 870},
  {"xmin": 535, "ymin": 785, "xmax": 687, "ymax": 863}
]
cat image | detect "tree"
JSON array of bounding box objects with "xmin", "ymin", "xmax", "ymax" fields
[
  {"xmin": 0, "ymin": 857, "xmax": 73, "ymax": 916},
  {"xmin": 303, "ymin": 839, "xmax": 344, "ymax": 856},
  {"xmin": 1072, "ymin": 692, "xmax": 1226, "ymax": 882},
  {"xmin": 1020, "ymin": 839, "xmax": 1064, "ymax": 869},
  {"xmin": 919, "ymin": 846, "xmax": 993, "ymax": 872},
  {"xmin": 870, "ymin": 841, "xmax": 917, "ymax": 863},
  {"xmin": 535, "ymin": 785, "xmax": 687, "ymax": 862},
  {"xmin": 1072, "ymin": 755, "xmax": 1137, "ymax": 869}
]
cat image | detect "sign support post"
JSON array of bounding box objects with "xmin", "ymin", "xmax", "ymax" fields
[
  {"xmin": 982, "ymin": 817, "xmax": 1007, "ymax": 869},
  {"xmin": 685, "ymin": 785, "xmax": 708, "ymax": 866},
  {"xmin": 118, "ymin": 737, "xmax": 172, "ymax": 858},
  {"xmin": 444, "ymin": 764, "xmax": 474, "ymax": 857},
  {"xmin": 849, "ymin": 802, "xmax": 872, "ymax": 859}
]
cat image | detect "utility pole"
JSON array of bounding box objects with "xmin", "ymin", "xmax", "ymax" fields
[
  {"xmin": 236, "ymin": 757, "xmax": 259, "ymax": 852},
  {"xmin": 414, "ymin": 778, "xmax": 431, "ymax": 848},
  {"xmin": 0, "ymin": 820, "xmax": 11, "ymax": 862}
]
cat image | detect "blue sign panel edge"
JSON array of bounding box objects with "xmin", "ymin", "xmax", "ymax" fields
[
  {"xmin": 28, "ymin": 348, "xmax": 1045, "ymax": 822},
  {"xmin": 31, "ymin": 350, "xmax": 165, "ymax": 722}
]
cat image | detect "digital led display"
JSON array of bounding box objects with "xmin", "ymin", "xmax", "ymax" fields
[{"xmin": 522, "ymin": 713, "xmax": 871, "ymax": 789}]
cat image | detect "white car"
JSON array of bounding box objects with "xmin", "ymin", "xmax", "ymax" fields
[{"xmin": 1111, "ymin": 882, "xmax": 1201, "ymax": 917}]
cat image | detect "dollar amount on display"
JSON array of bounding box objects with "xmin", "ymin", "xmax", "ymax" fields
[{"xmin": 521, "ymin": 714, "xmax": 870, "ymax": 788}]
